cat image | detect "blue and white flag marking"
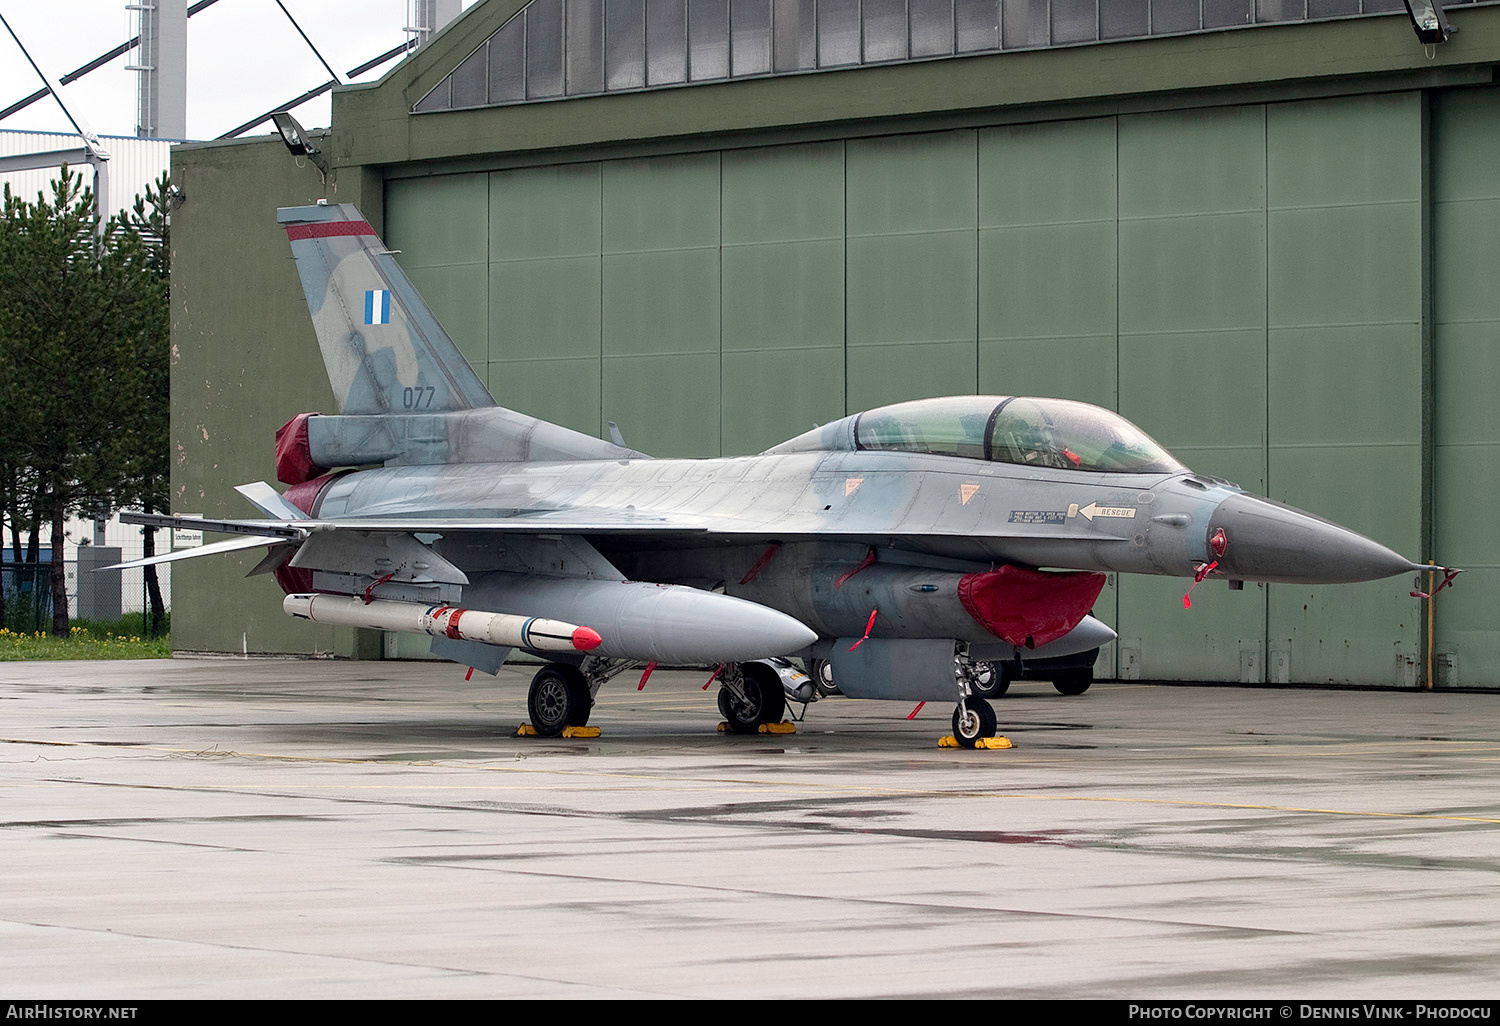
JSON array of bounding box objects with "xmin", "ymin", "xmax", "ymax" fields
[{"xmin": 364, "ymin": 289, "xmax": 391, "ymax": 325}]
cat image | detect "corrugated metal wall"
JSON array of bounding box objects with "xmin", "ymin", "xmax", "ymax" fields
[
  {"xmin": 384, "ymin": 86, "xmax": 1494, "ymax": 687},
  {"xmin": 0, "ymin": 130, "xmax": 174, "ymax": 217}
]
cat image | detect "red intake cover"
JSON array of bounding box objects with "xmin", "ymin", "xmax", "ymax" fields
[
  {"xmin": 274, "ymin": 412, "xmax": 328, "ymax": 485},
  {"xmin": 957, "ymin": 565, "xmax": 1107, "ymax": 649}
]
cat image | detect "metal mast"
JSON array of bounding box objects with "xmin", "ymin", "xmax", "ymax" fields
[
  {"xmin": 126, "ymin": 0, "xmax": 187, "ymax": 138},
  {"xmin": 406, "ymin": 0, "xmax": 461, "ymax": 49}
]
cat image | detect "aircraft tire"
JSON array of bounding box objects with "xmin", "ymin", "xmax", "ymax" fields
[
  {"xmin": 528, "ymin": 663, "xmax": 591, "ymax": 736},
  {"xmin": 952, "ymin": 699, "xmax": 997, "ymax": 749},
  {"xmin": 1052, "ymin": 671, "xmax": 1092, "ymax": 697},
  {"xmin": 718, "ymin": 663, "xmax": 786, "ymax": 734},
  {"xmin": 809, "ymin": 658, "xmax": 841, "ymax": 697},
  {"xmin": 966, "ymin": 660, "xmax": 1011, "ymax": 699}
]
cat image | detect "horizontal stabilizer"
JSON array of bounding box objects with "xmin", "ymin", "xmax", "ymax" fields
[
  {"xmin": 97, "ymin": 534, "xmax": 284, "ymax": 572},
  {"xmin": 236, "ymin": 481, "xmax": 309, "ymax": 520}
]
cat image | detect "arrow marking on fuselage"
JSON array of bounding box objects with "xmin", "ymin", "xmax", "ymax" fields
[{"xmin": 1075, "ymin": 502, "xmax": 1136, "ymax": 522}]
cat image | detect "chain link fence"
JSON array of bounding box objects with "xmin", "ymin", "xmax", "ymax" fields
[{"xmin": 1, "ymin": 560, "xmax": 169, "ymax": 636}]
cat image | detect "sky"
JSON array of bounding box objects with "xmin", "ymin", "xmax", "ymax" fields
[{"xmin": 0, "ymin": 0, "xmax": 481, "ymax": 141}]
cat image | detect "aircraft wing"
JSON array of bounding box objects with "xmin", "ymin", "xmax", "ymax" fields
[{"xmin": 113, "ymin": 506, "xmax": 1126, "ymax": 570}]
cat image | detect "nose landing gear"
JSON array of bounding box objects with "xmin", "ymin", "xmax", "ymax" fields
[
  {"xmin": 951, "ymin": 699, "xmax": 997, "ymax": 747},
  {"xmin": 946, "ymin": 652, "xmax": 1013, "ymax": 750}
]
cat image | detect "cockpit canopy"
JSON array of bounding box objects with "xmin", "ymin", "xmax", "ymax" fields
[{"xmin": 769, "ymin": 396, "xmax": 1185, "ymax": 474}]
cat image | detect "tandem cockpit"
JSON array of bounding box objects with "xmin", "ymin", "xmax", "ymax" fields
[{"xmin": 765, "ymin": 395, "xmax": 1186, "ymax": 475}]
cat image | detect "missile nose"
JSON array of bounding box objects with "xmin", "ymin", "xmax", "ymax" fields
[
  {"xmin": 1208, "ymin": 493, "xmax": 1421, "ymax": 584},
  {"xmin": 571, "ymin": 626, "xmax": 604, "ymax": 652}
]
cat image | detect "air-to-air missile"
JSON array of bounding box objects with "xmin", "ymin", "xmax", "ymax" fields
[
  {"xmin": 281, "ymin": 593, "xmax": 605, "ymax": 654},
  {"xmin": 109, "ymin": 201, "xmax": 1457, "ymax": 748}
]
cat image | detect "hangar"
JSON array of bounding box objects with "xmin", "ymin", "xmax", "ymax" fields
[{"xmin": 170, "ymin": 0, "xmax": 1500, "ymax": 688}]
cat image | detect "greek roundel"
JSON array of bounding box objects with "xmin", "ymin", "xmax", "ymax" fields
[{"xmin": 364, "ymin": 289, "xmax": 391, "ymax": 325}]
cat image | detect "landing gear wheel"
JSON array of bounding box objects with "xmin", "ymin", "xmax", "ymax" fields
[
  {"xmin": 718, "ymin": 663, "xmax": 787, "ymax": 734},
  {"xmin": 1052, "ymin": 671, "xmax": 1092, "ymax": 696},
  {"xmin": 967, "ymin": 660, "xmax": 1011, "ymax": 699},
  {"xmin": 952, "ymin": 699, "xmax": 998, "ymax": 749},
  {"xmin": 808, "ymin": 657, "xmax": 841, "ymax": 697},
  {"xmin": 527, "ymin": 663, "xmax": 592, "ymax": 736}
]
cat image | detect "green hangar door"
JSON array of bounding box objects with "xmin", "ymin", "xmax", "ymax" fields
[
  {"xmin": 382, "ymin": 89, "xmax": 1455, "ymax": 686},
  {"xmin": 1433, "ymin": 86, "xmax": 1500, "ymax": 689}
]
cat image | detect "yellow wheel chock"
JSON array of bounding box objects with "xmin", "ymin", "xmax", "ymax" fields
[
  {"xmin": 716, "ymin": 720, "xmax": 797, "ymax": 735},
  {"xmin": 938, "ymin": 734, "xmax": 1014, "ymax": 749},
  {"xmin": 515, "ymin": 724, "xmax": 603, "ymax": 738}
]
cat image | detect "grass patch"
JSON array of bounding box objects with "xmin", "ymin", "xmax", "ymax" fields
[{"xmin": 0, "ymin": 620, "xmax": 171, "ymax": 660}]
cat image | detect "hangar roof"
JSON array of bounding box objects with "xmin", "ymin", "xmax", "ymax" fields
[
  {"xmin": 410, "ymin": 0, "xmax": 1449, "ymax": 115},
  {"xmin": 328, "ymin": 0, "xmax": 1500, "ymax": 170}
]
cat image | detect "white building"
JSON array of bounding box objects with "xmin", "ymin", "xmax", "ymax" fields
[{"xmin": 0, "ymin": 128, "xmax": 177, "ymax": 217}]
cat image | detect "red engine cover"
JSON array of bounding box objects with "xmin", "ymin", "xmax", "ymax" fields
[
  {"xmin": 274, "ymin": 412, "xmax": 328, "ymax": 486},
  {"xmin": 271, "ymin": 472, "xmax": 344, "ymax": 595},
  {"xmin": 957, "ymin": 565, "xmax": 1107, "ymax": 649}
]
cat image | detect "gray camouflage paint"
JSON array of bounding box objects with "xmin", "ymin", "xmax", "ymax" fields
[{"xmin": 141, "ymin": 203, "xmax": 1442, "ymax": 699}]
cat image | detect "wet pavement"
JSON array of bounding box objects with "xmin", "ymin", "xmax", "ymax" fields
[{"xmin": 1, "ymin": 657, "xmax": 1498, "ymax": 999}]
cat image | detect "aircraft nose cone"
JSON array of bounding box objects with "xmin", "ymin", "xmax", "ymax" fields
[{"xmin": 1208, "ymin": 493, "xmax": 1419, "ymax": 584}]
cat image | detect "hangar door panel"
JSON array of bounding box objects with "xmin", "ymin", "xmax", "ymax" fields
[
  {"xmin": 488, "ymin": 162, "xmax": 604, "ymax": 440},
  {"xmin": 1432, "ymin": 87, "xmax": 1500, "ymax": 688},
  {"xmin": 845, "ymin": 130, "xmax": 978, "ymax": 411},
  {"xmin": 385, "ymin": 174, "xmax": 490, "ymax": 370},
  {"xmin": 602, "ymin": 153, "xmax": 722, "ymax": 457},
  {"xmin": 1115, "ymin": 105, "xmax": 1269, "ymax": 682},
  {"xmin": 977, "ymin": 117, "xmax": 1118, "ymax": 411},
  {"xmin": 721, "ymin": 141, "xmax": 847, "ymax": 456},
  {"xmin": 1265, "ymin": 93, "xmax": 1423, "ymax": 685}
]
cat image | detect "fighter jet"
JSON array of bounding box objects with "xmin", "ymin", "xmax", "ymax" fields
[{"xmin": 112, "ymin": 202, "xmax": 1456, "ymax": 747}]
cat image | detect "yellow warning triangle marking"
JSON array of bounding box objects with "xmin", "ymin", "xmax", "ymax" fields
[
  {"xmin": 845, "ymin": 477, "xmax": 863, "ymax": 496},
  {"xmin": 960, "ymin": 483, "xmax": 980, "ymax": 505}
]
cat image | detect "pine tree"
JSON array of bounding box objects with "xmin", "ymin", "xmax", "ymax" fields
[{"xmin": 0, "ymin": 168, "xmax": 169, "ymax": 636}]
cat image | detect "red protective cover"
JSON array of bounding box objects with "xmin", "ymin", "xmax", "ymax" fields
[
  {"xmin": 957, "ymin": 565, "xmax": 1107, "ymax": 649},
  {"xmin": 272, "ymin": 472, "xmax": 343, "ymax": 595},
  {"xmin": 274, "ymin": 412, "xmax": 327, "ymax": 485}
]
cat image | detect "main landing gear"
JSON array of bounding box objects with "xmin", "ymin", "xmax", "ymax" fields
[
  {"xmin": 526, "ymin": 663, "xmax": 592, "ymax": 737},
  {"xmin": 521, "ymin": 658, "xmax": 793, "ymax": 738},
  {"xmin": 716, "ymin": 661, "xmax": 787, "ymax": 734},
  {"xmin": 1052, "ymin": 669, "xmax": 1092, "ymax": 696},
  {"xmin": 957, "ymin": 654, "xmax": 1010, "ymax": 699},
  {"xmin": 806, "ymin": 657, "xmax": 841, "ymax": 697}
]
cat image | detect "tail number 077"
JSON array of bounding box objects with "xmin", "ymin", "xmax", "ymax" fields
[{"xmin": 402, "ymin": 386, "xmax": 436, "ymax": 410}]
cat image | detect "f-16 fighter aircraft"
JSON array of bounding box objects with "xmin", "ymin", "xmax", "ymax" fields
[{"xmin": 114, "ymin": 202, "xmax": 1456, "ymax": 747}]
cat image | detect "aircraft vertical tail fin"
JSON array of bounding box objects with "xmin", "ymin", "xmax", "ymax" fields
[{"xmin": 278, "ymin": 202, "xmax": 495, "ymax": 415}]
